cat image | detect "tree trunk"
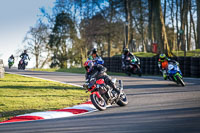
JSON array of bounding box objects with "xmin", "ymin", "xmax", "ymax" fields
[
  {"xmin": 180, "ymin": 0, "xmax": 188, "ymax": 56},
  {"xmin": 163, "ymin": 0, "xmax": 167, "ymax": 24},
  {"xmin": 190, "ymin": 8, "xmax": 197, "ymax": 48},
  {"xmin": 176, "ymin": 0, "xmax": 180, "ymax": 51},
  {"xmin": 139, "ymin": 0, "xmax": 146, "ymax": 53},
  {"xmin": 153, "ymin": 0, "xmax": 171, "ymax": 55},
  {"xmin": 196, "ymin": 0, "xmax": 200, "ymax": 49},
  {"xmin": 124, "ymin": 0, "xmax": 129, "ymax": 49},
  {"xmin": 187, "ymin": 0, "xmax": 192, "ymax": 51},
  {"xmin": 34, "ymin": 45, "xmax": 39, "ymax": 68},
  {"xmin": 148, "ymin": 0, "xmax": 154, "ymax": 46}
]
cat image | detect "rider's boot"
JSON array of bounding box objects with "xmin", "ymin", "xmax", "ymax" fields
[{"xmin": 163, "ymin": 70, "xmax": 167, "ymax": 80}]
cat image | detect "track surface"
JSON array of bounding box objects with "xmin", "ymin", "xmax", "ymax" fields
[{"xmin": 1, "ymin": 68, "xmax": 200, "ymax": 133}]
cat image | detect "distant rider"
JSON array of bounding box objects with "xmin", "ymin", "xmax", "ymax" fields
[
  {"xmin": 8, "ymin": 55, "xmax": 15, "ymax": 66},
  {"xmin": 121, "ymin": 48, "xmax": 140, "ymax": 75},
  {"xmin": 84, "ymin": 60, "xmax": 120, "ymax": 95},
  {"xmin": 8, "ymin": 55, "xmax": 15, "ymax": 62},
  {"xmin": 87, "ymin": 48, "xmax": 104, "ymax": 65},
  {"xmin": 20, "ymin": 50, "xmax": 30, "ymax": 66},
  {"xmin": 158, "ymin": 54, "xmax": 179, "ymax": 80}
]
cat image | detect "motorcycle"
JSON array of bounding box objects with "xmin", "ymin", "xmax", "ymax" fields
[
  {"xmin": 18, "ymin": 56, "xmax": 29, "ymax": 70},
  {"xmin": 83, "ymin": 77, "xmax": 128, "ymax": 111},
  {"xmin": 124, "ymin": 57, "xmax": 142, "ymax": 77},
  {"xmin": 8, "ymin": 58, "xmax": 14, "ymax": 69},
  {"xmin": 167, "ymin": 62, "xmax": 185, "ymax": 86}
]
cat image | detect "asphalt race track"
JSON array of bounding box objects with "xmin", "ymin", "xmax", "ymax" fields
[{"xmin": 1, "ymin": 68, "xmax": 200, "ymax": 133}]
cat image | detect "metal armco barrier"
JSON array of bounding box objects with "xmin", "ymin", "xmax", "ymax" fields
[
  {"xmin": 0, "ymin": 59, "xmax": 4, "ymax": 78},
  {"xmin": 103, "ymin": 56, "xmax": 200, "ymax": 78}
]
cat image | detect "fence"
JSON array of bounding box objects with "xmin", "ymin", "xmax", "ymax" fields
[
  {"xmin": 0, "ymin": 59, "xmax": 4, "ymax": 78},
  {"xmin": 103, "ymin": 56, "xmax": 200, "ymax": 78}
]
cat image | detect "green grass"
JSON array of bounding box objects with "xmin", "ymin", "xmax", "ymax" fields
[
  {"xmin": 172, "ymin": 49, "xmax": 200, "ymax": 57},
  {"xmin": 134, "ymin": 52, "xmax": 156, "ymax": 57},
  {"xmin": 0, "ymin": 73, "xmax": 89, "ymax": 122}
]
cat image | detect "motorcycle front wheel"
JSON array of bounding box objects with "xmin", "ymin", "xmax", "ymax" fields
[
  {"xmin": 116, "ymin": 91, "xmax": 128, "ymax": 106},
  {"xmin": 90, "ymin": 93, "xmax": 107, "ymax": 111},
  {"xmin": 176, "ymin": 75, "xmax": 185, "ymax": 87},
  {"xmin": 137, "ymin": 68, "xmax": 142, "ymax": 77}
]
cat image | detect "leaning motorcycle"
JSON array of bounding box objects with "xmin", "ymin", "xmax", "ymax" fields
[
  {"xmin": 8, "ymin": 58, "xmax": 14, "ymax": 69},
  {"xmin": 167, "ymin": 62, "xmax": 185, "ymax": 86},
  {"xmin": 18, "ymin": 56, "xmax": 28, "ymax": 70},
  {"xmin": 83, "ymin": 78, "xmax": 128, "ymax": 111},
  {"xmin": 125, "ymin": 57, "xmax": 142, "ymax": 77}
]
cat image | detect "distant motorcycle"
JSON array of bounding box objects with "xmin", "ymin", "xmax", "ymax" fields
[
  {"xmin": 18, "ymin": 56, "xmax": 29, "ymax": 70},
  {"xmin": 167, "ymin": 62, "xmax": 185, "ymax": 86},
  {"xmin": 124, "ymin": 57, "xmax": 142, "ymax": 77},
  {"xmin": 83, "ymin": 78, "xmax": 128, "ymax": 111},
  {"xmin": 8, "ymin": 58, "xmax": 14, "ymax": 69}
]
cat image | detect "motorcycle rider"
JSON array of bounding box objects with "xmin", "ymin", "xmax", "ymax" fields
[
  {"xmin": 121, "ymin": 48, "xmax": 140, "ymax": 76},
  {"xmin": 8, "ymin": 55, "xmax": 15, "ymax": 62},
  {"xmin": 158, "ymin": 54, "xmax": 179, "ymax": 80},
  {"xmin": 8, "ymin": 55, "xmax": 15, "ymax": 66},
  {"xmin": 84, "ymin": 60, "xmax": 120, "ymax": 95},
  {"xmin": 88, "ymin": 48, "xmax": 104, "ymax": 65},
  {"xmin": 19, "ymin": 50, "xmax": 30, "ymax": 66}
]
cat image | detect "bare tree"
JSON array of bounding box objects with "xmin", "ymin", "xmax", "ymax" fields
[{"xmin": 23, "ymin": 21, "xmax": 50, "ymax": 68}]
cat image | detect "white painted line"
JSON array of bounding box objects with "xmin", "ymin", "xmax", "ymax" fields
[{"xmin": 5, "ymin": 72, "xmax": 83, "ymax": 88}]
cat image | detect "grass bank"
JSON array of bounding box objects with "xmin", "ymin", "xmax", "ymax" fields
[{"xmin": 0, "ymin": 73, "xmax": 89, "ymax": 122}]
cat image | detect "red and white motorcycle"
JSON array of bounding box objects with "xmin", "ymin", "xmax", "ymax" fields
[{"xmin": 83, "ymin": 78, "xmax": 128, "ymax": 111}]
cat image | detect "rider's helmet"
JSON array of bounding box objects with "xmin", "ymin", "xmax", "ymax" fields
[
  {"xmin": 84, "ymin": 60, "xmax": 94, "ymax": 72},
  {"xmin": 159, "ymin": 54, "xmax": 166, "ymax": 62},
  {"xmin": 92, "ymin": 48, "xmax": 97, "ymax": 54},
  {"xmin": 123, "ymin": 48, "xmax": 129, "ymax": 55},
  {"xmin": 24, "ymin": 50, "xmax": 27, "ymax": 54}
]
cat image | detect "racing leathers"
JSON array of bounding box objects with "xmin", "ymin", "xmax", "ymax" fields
[
  {"xmin": 85, "ymin": 64, "xmax": 120, "ymax": 94},
  {"xmin": 121, "ymin": 52, "xmax": 140, "ymax": 75},
  {"xmin": 158, "ymin": 57, "xmax": 179, "ymax": 80},
  {"xmin": 20, "ymin": 53, "xmax": 30, "ymax": 65},
  {"xmin": 87, "ymin": 54, "xmax": 104, "ymax": 65}
]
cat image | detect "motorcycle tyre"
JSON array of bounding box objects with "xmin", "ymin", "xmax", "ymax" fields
[
  {"xmin": 176, "ymin": 75, "xmax": 185, "ymax": 87},
  {"xmin": 116, "ymin": 92, "xmax": 128, "ymax": 106},
  {"xmin": 22, "ymin": 63, "xmax": 25, "ymax": 70},
  {"xmin": 90, "ymin": 94, "xmax": 107, "ymax": 111},
  {"xmin": 18, "ymin": 64, "xmax": 21, "ymax": 70},
  {"xmin": 137, "ymin": 68, "xmax": 142, "ymax": 77}
]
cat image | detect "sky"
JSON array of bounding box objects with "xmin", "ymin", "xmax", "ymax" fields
[{"xmin": 0, "ymin": 0, "xmax": 55, "ymax": 68}]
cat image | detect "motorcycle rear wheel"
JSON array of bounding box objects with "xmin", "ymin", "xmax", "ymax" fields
[{"xmin": 90, "ymin": 94, "xmax": 107, "ymax": 111}]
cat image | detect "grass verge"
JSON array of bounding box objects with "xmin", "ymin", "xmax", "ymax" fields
[{"xmin": 0, "ymin": 73, "xmax": 89, "ymax": 122}]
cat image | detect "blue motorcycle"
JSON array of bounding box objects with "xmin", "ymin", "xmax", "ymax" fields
[{"xmin": 167, "ymin": 62, "xmax": 185, "ymax": 86}]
